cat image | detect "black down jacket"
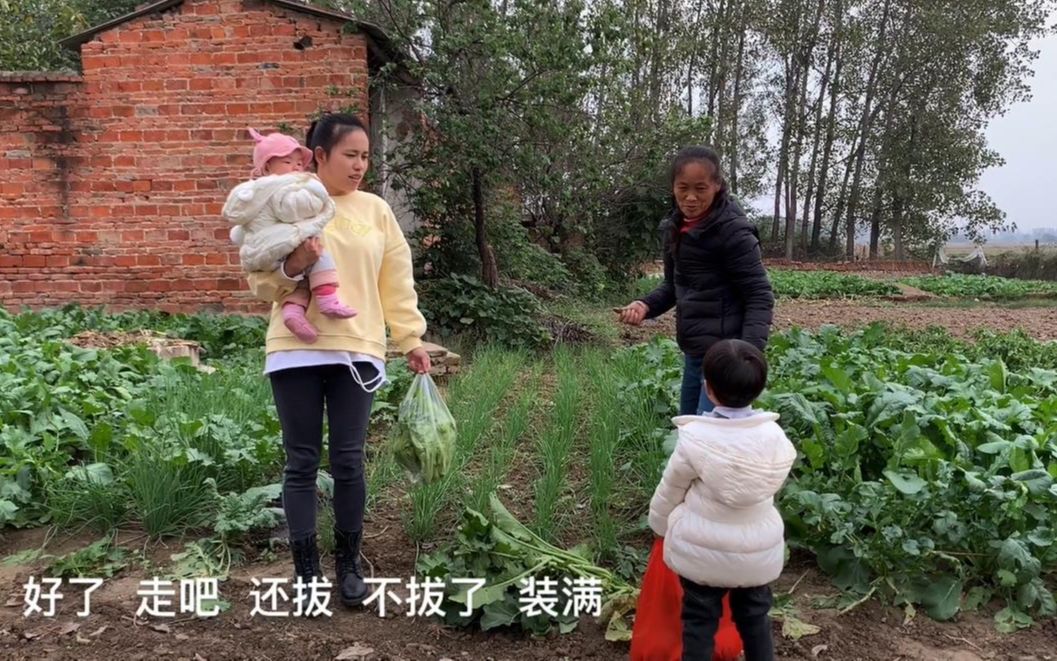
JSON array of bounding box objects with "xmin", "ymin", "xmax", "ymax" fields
[{"xmin": 638, "ymin": 193, "xmax": 774, "ymax": 356}]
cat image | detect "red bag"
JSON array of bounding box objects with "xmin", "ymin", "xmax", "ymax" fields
[{"xmin": 629, "ymin": 538, "xmax": 743, "ymax": 661}]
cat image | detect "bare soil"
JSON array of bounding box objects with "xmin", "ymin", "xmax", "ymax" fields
[
  {"xmin": 3, "ymin": 500, "xmax": 1056, "ymax": 660},
  {"xmin": 773, "ymin": 299, "xmax": 1057, "ymax": 342},
  {"xmin": 622, "ymin": 300, "xmax": 1057, "ymax": 346}
]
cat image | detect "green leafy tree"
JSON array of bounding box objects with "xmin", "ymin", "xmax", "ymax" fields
[
  {"xmin": 0, "ymin": 0, "xmax": 139, "ymax": 71},
  {"xmin": 347, "ymin": 0, "xmax": 712, "ymax": 292}
]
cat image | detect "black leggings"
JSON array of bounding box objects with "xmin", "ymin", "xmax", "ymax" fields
[
  {"xmin": 269, "ymin": 363, "xmax": 378, "ymax": 541},
  {"xmin": 680, "ymin": 578, "xmax": 775, "ymax": 661}
]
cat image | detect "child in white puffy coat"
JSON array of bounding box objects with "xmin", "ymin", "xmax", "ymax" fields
[
  {"xmin": 649, "ymin": 339, "xmax": 796, "ymax": 661},
  {"xmin": 223, "ymin": 128, "xmax": 357, "ymax": 343}
]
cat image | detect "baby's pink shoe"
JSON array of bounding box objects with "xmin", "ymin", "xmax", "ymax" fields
[
  {"xmin": 316, "ymin": 292, "xmax": 357, "ymax": 318},
  {"xmin": 282, "ymin": 303, "xmax": 318, "ymax": 343}
]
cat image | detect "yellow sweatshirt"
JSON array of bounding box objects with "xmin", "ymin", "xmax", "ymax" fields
[{"xmin": 247, "ymin": 190, "xmax": 426, "ymax": 359}]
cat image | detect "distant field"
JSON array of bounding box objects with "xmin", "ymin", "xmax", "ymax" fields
[{"xmin": 944, "ymin": 243, "xmax": 1057, "ymax": 256}]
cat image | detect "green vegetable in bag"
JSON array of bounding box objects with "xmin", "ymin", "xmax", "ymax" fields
[{"xmin": 393, "ymin": 373, "xmax": 456, "ymax": 485}]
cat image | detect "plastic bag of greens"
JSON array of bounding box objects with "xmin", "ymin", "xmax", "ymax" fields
[{"xmin": 392, "ymin": 373, "xmax": 456, "ymax": 485}]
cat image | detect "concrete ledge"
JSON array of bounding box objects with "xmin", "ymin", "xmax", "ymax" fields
[
  {"xmin": 0, "ymin": 72, "xmax": 84, "ymax": 83},
  {"xmin": 386, "ymin": 341, "xmax": 462, "ymax": 378}
]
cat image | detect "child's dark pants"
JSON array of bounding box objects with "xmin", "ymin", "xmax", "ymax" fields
[{"xmin": 679, "ymin": 578, "xmax": 775, "ymax": 661}]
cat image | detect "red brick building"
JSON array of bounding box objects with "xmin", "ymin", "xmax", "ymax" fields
[{"xmin": 0, "ymin": 0, "xmax": 405, "ymax": 313}]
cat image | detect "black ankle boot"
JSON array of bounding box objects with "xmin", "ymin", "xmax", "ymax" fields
[
  {"xmin": 334, "ymin": 528, "xmax": 368, "ymax": 606},
  {"xmin": 290, "ymin": 534, "xmax": 323, "ymax": 582}
]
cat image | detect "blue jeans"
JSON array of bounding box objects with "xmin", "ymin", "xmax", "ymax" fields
[{"xmin": 680, "ymin": 354, "xmax": 715, "ymax": 416}]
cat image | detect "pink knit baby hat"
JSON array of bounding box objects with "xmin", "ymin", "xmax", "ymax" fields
[{"xmin": 249, "ymin": 127, "xmax": 313, "ymax": 176}]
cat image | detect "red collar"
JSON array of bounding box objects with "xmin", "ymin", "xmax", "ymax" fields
[{"xmin": 680, "ymin": 215, "xmax": 705, "ymax": 234}]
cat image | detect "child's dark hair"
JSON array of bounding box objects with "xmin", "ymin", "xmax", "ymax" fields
[
  {"xmin": 306, "ymin": 112, "xmax": 368, "ymax": 157},
  {"xmin": 703, "ymin": 339, "xmax": 767, "ymax": 409},
  {"xmin": 670, "ymin": 146, "xmax": 729, "ymax": 200}
]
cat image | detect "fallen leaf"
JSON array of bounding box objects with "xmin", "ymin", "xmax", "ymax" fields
[
  {"xmin": 601, "ymin": 593, "xmax": 637, "ymax": 642},
  {"xmin": 90, "ymin": 626, "xmax": 108, "ymax": 637},
  {"xmin": 812, "ymin": 644, "xmax": 829, "ymax": 658},
  {"xmin": 903, "ymin": 603, "xmax": 917, "ymax": 626},
  {"xmin": 336, "ymin": 643, "xmax": 375, "ymax": 660},
  {"xmin": 23, "ymin": 630, "xmax": 41, "ymax": 641},
  {"xmin": 781, "ymin": 613, "xmax": 821, "ymax": 640},
  {"xmin": 150, "ymin": 623, "xmax": 171, "ymax": 634},
  {"xmin": 59, "ymin": 622, "xmax": 81, "ymax": 636}
]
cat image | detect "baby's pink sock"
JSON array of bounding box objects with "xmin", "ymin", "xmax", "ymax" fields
[
  {"xmin": 282, "ymin": 303, "xmax": 318, "ymax": 343},
  {"xmin": 314, "ymin": 286, "xmax": 357, "ymax": 318}
]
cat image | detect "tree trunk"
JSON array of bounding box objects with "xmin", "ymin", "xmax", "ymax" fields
[
  {"xmin": 892, "ymin": 115, "xmax": 920, "ymax": 261},
  {"xmin": 869, "ymin": 94, "xmax": 900, "ymax": 260},
  {"xmin": 844, "ymin": 0, "xmax": 893, "ymax": 259},
  {"xmin": 811, "ymin": 0, "xmax": 844, "ymax": 252},
  {"xmin": 801, "ymin": 0, "xmax": 832, "ymax": 253},
  {"xmin": 686, "ymin": 0, "xmax": 708, "ymax": 115},
  {"xmin": 593, "ymin": 60, "xmax": 609, "ymax": 139},
  {"xmin": 647, "ymin": 0, "xmax": 670, "ymax": 121},
  {"xmin": 773, "ymin": 54, "xmax": 795, "ymax": 244},
  {"xmin": 783, "ymin": 65, "xmax": 804, "ymax": 260},
  {"xmin": 868, "ymin": 184, "xmax": 883, "ymax": 259},
  {"xmin": 772, "ymin": 132, "xmax": 786, "ymax": 243},
  {"xmin": 706, "ymin": 0, "xmax": 727, "ymax": 118},
  {"xmin": 714, "ymin": 0, "xmax": 736, "ymax": 140},
  {"xmin": 630, "ymin": 0, "xmax": 641, "ymax": 92},
  {"xmin": 889, "ymin": 75, "xmax": 931, "ymax": 261},
  {"xmin": 892, "ymin": 194, "xmax": 905, "ymax": 260},
  {"xmin": 784, "ymin": 0, "xmax": 824, "ymax": 260},
  {"xmin": 472, "ymin": 167, "xmax": 499, "ymax": 288},
  {"xmin": 801, "ymin": 82, "xmax": 827, "ymax": 254},
  {"xmin": 728, "ymin": 2, "xmax": 748, "ymax": 194},
  {"xmin": 829, "ymin": 150, "xmax": 855, "ymax": 254}
]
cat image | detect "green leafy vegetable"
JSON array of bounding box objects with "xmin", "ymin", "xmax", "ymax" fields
[
  {"xmin": 393, "ymin": 374, "xmax": 457, "ymax": 485},
  {"xmin": 417, "ymin": 493, "xmax": 636, "ymax": 636},
  {"xmin": 900, "ymin": 274, "xmax": 1057, "ymax": 300}
]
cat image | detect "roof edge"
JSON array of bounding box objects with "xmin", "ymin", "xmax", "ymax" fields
[
  {"xmin": 59, "ymin": 0, "xmax": 184, "ymax": 50},
  {"xmin": 58, "ymin": 0, "xmax": 403, "ymax": 65}
]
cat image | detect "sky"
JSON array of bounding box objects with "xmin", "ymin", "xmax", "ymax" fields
[{"xmin": 978, "ymin": 30, "xmax": 1057, "ymax": 232}]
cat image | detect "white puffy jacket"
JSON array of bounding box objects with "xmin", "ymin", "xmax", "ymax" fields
[
  {"xmin": 222, "ymin": 173, "xmax": 336, "ymax": 272},
  {"xmin": 649, "ymin": 412, "xmax": 797, "ymax": 588}
]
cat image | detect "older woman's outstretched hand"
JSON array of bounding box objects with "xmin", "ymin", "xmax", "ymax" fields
[
  {"xmin": 407, "ymin": 347, "xmax": 432, "ymax": 374},
  {"xmin": 618, "ymin": 301, "xmax": 649, "ymax": 326}
]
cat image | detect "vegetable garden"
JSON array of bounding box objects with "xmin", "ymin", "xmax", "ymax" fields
[
  {"xmin": 641, "ymin": 269, "xmax": 1057, "ymax": 301},
  {"xmin": 1, "ymin": 279, "xmax": 1056, "ymax": 659}
]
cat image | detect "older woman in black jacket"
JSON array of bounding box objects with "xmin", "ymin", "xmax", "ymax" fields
[{"xmin": 620, "ymin": 146, "xmax": 774, "ymax": 416}]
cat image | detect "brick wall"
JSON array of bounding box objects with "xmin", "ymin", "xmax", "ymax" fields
[
  {"xmin": 0, "ymin": 0, "xmax": 369, "ymax": 313},
  {"xmin": 0, "ymin": 74, "xmax": 83, "ymax": 304}
]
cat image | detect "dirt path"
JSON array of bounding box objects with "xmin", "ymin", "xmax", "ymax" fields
[
  {"xmin": 621, "ymin": 300, "xmax": 1057, "ymax": 346},
  {"xmin": 775, "ymin": 299, "xmax": 1057, "ymax": 340},
  {"xmin": 0, "ymin": 509, "xmax": 612, "ymax": 661},
  {"xmin": 3, "ymin": 514, "xmax": 1056, "ymax": 661}
]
